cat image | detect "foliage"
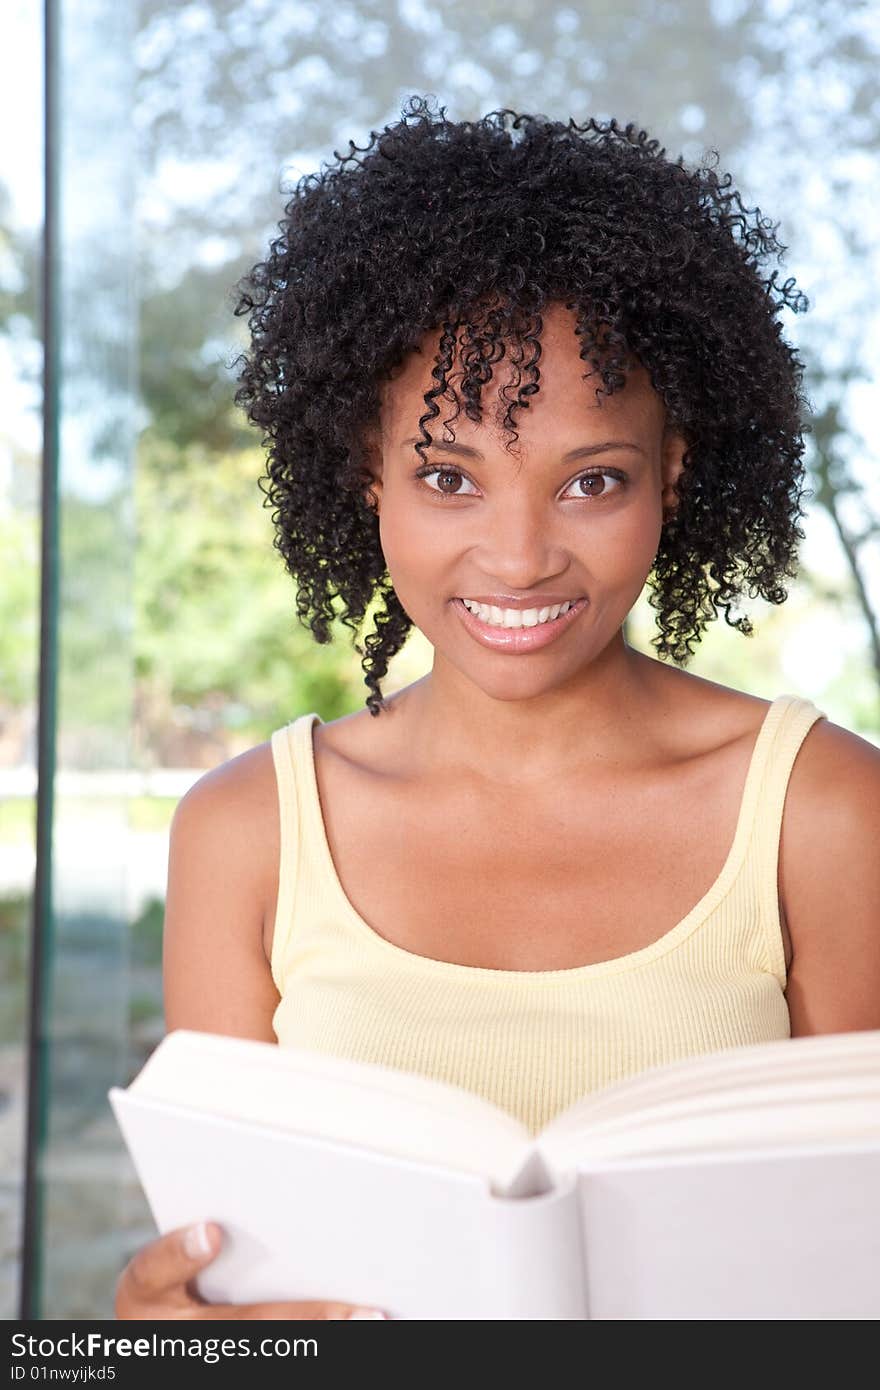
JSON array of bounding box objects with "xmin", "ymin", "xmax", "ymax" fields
[
  {"xmin": 133, "ymin": 427, "xmax": 372, "ymax": 741},
  {"xmin": 0, "ymin": 512, "xmax": 39, "ymax": 707},
  {"xmin": 0, "ymin": 892, "xmax": 30, "ymax": 1042},
  {"xmin": 129, "ymin": 895, "xmax": 164, "ymax": 969}
]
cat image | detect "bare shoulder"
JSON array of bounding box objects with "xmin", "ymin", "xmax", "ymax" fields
[
  {"xmin": 163, "ymin": 739, "xmax": 282, "ymax": 1039},
  {"xmin": 172, "ymin": 740, "xmax": 280, "ymax": 925},
  {"xmin": 783, "ymin": 714, "xmax": 880, "ymax": 868},
  {"xmin": 176, "ymin": 739, "xmax": 278, "ymax": 828},
  {"xmin": 780, "ymin": 713, "xmax": 880, "ymax": 1036},
  {"xmin": 785, "ymin": 712, "xmax": 880, "ymax": 793}
]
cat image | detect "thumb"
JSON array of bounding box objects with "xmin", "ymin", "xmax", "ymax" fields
[
  {"xmin": 181, "ymin": 1221, "xmax": 222, "ymax": 1263},
  {"xmin": 115, "ymin": 1221, "xmax": 224, "ymax": 1317}
]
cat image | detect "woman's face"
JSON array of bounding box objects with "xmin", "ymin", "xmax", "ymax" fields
[{"xmin": 366, "ymin": 302, "xmax": 687, "ymax": 705}]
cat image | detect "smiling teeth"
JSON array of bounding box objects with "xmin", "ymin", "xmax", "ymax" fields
[{"xmin": 460, "ymin": 599, "xmax": 577, "ymax": 627}]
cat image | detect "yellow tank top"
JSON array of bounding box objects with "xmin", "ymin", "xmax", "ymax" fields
[{"xmin": 269, "ymin": 692, "xmax": 825, "ymax": 1136}]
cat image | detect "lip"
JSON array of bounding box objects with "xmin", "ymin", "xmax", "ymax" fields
[
  {"xmin": 451, "ymin": 596, "xmax": 589, "ymax": 652},
  {"xmin": 458, "ymin": 594, "xmax": 585, "ymax": 609}
]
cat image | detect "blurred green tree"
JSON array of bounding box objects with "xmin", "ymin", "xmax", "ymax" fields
[{"xmin": 133, "ymin": 428, "xmax": 373, "ymax": 756}]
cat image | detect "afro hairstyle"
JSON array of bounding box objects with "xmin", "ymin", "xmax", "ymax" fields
[{"xmin": 232, "ymin": 94, "xmax": 811, "ymax": 716}]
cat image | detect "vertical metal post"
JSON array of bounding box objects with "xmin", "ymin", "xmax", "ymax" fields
[{"xmin": 20, "ymin": 0, "xmax": 60, "ymax": 1322}]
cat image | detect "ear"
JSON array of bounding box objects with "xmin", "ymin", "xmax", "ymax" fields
[
  {"xmin": 357, "ymin": 425, "xmax": 384, "ymax": 516},
  {"xmin": 660, "ymin": 427, "xmax": 688, "ymax": 523}
]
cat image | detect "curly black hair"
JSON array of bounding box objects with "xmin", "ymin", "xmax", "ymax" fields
[{"xmin": 231, "ymin": 94, "xmax": 811, "ymax": 717}]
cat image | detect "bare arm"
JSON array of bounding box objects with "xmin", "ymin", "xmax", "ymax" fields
[
  {"xmin": 162, "ymin": 743, "xmax": 281, "ymax": 1040},
  {"xmin": 116, "ymin": 743, "xmax": 387, "ymax": 1318},
  {"xmin": 781, "ymin": 718, "xmax": 880, "ymax": 1037}
]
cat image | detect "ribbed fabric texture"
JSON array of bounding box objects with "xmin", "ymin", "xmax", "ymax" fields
[{"xmin": 269, "ymin": 693, "xmax": 825, "ymax": 1137}]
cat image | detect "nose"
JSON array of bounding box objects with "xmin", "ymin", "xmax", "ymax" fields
[{"xmin": 473, "ymin": 489, "xmax": 570, "ymax": 593}]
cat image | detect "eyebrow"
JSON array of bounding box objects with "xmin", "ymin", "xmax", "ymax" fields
[{"xmin": 400, "ymin": 437, "xmax": 645, "ymax": 462}]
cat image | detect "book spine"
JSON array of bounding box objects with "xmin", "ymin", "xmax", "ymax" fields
[{"xmin": 477, "ymin": 1172, "xmax": 587, "ymax": 1319}]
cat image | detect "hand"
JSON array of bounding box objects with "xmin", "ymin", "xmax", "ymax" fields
[{"xmin": 114, "ymin": 1221, "xmax": 389, "ymax": 1320}]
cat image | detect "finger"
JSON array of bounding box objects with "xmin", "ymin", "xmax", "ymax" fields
[
  {"xmin": 116, "ymin": 1222, "xmax": 222, "ymax": 1316},
  {"xmin": 191, "ymin": 1300, "xmax": 389, "ymax": 1321}
]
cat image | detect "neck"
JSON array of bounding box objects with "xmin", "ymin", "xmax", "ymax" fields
[{"xmin": 393, "ymin": 632, "xmax": 662, "ymax": 786}]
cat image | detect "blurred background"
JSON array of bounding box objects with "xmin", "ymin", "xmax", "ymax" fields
[{"xmin": 1, "ymin": 0, "xmax": 878, "ymax": 1319}]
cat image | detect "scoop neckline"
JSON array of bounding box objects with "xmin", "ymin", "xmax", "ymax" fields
[{"xmin": 292, "ymin": 693, "xmax": 799, "ymax": 984}]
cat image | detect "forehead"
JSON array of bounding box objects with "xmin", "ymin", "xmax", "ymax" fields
[{"xmin": 379, "ymin": 301, "xmax": 664, "ymax": 448}]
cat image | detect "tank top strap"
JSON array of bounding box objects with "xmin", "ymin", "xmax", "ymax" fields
[
  {"xmin": 735, "ymin": 692, "xmax": 827, "ymax": 985},
  {"xmin": 268, "ymin": 711, "xmax": 323, "ymax": 994}
]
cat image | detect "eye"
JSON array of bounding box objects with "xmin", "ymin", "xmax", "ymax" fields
[
  {"xmin": 413, "ymin": 464, "xmax": 629, "ymax": 502},
  {"xmin": 561, "ymin": 469, "xmax": 627, "ymax": 500},
  {"xmin": 414, "ymin": 465, "xmax": 479, "ymax": 499}
]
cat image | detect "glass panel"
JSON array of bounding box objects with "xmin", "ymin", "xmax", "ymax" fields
[
  {"xmin": 0, "ymin": 0, "xmax": 43, "ymax": 1323},
  {"xmin": 24, "ymin": 0, "xmax": 140, "ymax": 1318}
]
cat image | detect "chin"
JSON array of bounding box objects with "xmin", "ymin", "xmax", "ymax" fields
[{"xmin": 448, "ymin": 654, "xmax": 592, "ymax": 704}]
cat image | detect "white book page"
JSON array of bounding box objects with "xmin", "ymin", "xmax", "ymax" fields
[
  {"xmin": 123, "ymin": 1029, "xmax": 880, "ymax": 1193},
  {"xmin": 128, "ymin": 1029, "xmax": 533, "ymax": 1193},
  {"xmin": 535, "ymin": 1030, "xmax": 880, "ymax": 1163},
  {"xmin": 575, "ymin": 1142, "xmax": 880, "ymax": 1319},
  {"xmin": 542, "ymin": 1092, "xmax": 880, "ymax": 1171},
  {"xmin": 539, "ymin": 1068, "xmax": 880, "ymax": 1170},
  {"xmin": 109, "ymin": 1090, "xmax": 553, "ymax": 1319}
]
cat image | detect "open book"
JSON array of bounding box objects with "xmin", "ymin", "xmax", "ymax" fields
[{"xmin": 108, "ymin": 1028, "xmax": 880, "ymax": 1320}]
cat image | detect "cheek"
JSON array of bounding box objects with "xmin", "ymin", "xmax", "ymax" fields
[
  {"xmin": 378, "ymin": 477, "xmax": 460, "ymax": 563},
  {"xmin": 377, "ymin": 508, "xmax": 448, "ymax": 605},
  {"xmin": 595, "ymin": 495, "xmax": 663, "ymax": 571}
]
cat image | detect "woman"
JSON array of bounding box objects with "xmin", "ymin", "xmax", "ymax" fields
[{"xmin": 115, "ymin": 98, "xmax": 880, "ymax": 1320}]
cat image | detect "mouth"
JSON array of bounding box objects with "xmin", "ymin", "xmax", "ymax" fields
[{"xmin": 450, "ymin": 596, "xmax": 589, "ymax": 652}]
